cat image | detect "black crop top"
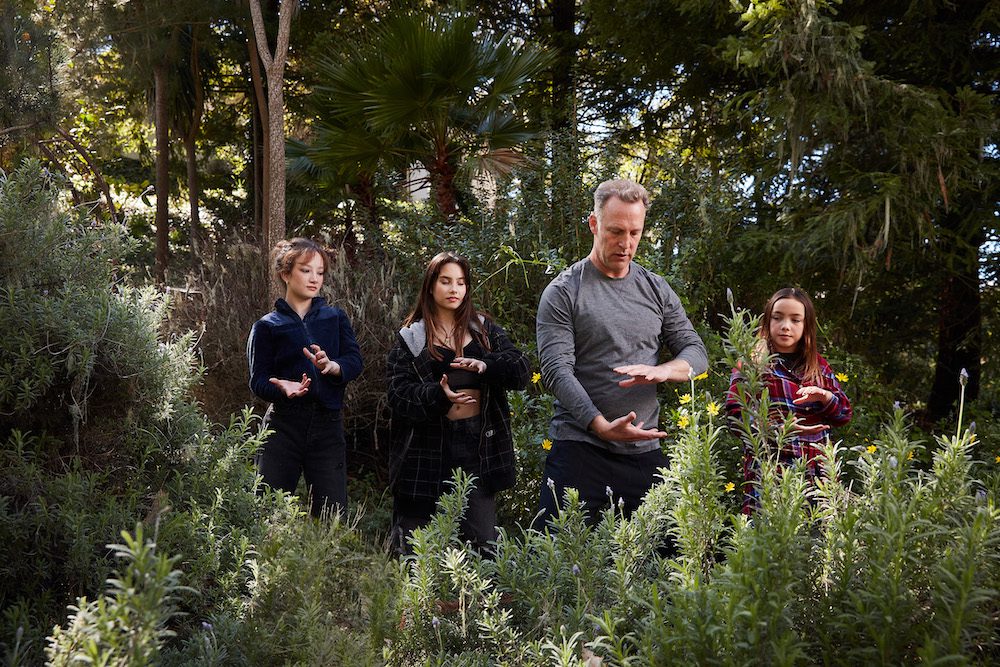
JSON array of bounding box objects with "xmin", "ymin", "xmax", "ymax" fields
[{"xmin": 429, "ymin": 339, "xmax": 486, "ymax": 390}]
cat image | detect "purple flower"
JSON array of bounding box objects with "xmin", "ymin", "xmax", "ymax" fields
[
  {"xmin": 572, "ymin": 563, "xmax": 581, "ymax": 576},
  {"xmin": 432, "ymin": 616, "xmax": 440, "ymax": 629}
]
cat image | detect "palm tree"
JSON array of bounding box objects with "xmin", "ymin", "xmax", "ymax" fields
[{"xmin": 305, "ymin": 12, "xmax": 551, "ymax": 219}]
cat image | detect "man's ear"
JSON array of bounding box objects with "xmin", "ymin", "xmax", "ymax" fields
[{"xmin": 588, "ymin": 212, "xmax": 598, "ymax": 234}]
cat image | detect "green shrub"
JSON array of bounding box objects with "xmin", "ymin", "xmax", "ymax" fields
[{"xmin": 383, "ymin": 306, "xmax": 1000, "ymax": 665}]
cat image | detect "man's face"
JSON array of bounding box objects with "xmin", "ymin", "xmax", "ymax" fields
[{"xmin": 588, "ymin": 196, "xmax": 646, "ymax": 278}]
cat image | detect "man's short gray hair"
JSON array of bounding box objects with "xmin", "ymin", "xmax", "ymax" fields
[{"xmin": 593, "ymin": 179, "xmax": 649, "ymax": 219}]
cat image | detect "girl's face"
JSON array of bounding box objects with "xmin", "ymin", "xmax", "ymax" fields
[
  {"xmin": 431, "ymin": 261, "xmax": 467, "ymax": 314},
  {"xmin": 769, "ymin": 297, "xmax": 805, "ymax": 353},
  {"xmin": 283, "ymin": 252, "xmax": 325, "ymax": 303}
]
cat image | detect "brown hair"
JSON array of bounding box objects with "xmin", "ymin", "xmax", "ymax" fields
[
  {"xmin": 760, "ymin": 287, "xmax": 821, "ymax": 383},
  {"xmin": 270, "ymin": 237, "xmax": 329, "ymax": 280},
  {"xmin": 403, "ymin": 251, "xmax": 491, "ymax": 359}
]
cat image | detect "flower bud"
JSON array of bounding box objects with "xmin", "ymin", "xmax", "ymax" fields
[
  {"xmin": 959, "ymin": 368, "xmax": 969, "ymax": 387},
  {"xmin": 572, "ymin": 563, "xmax": 581, "ymax": 576}
]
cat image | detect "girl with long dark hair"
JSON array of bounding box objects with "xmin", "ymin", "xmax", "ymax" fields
[
  {"xmin": 725, "ymin": 287, "xmax": 852, "ymax": 513},
  {"xmin": 386, "ymin": 251, "xmax": 529, "ymax": 554}
]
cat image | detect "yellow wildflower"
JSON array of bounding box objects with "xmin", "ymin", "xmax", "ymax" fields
[
  {"xmin": 836, "ymin": 372, "xmax": 849, "ymax": 383},
  {"xmin": 694, "ymin": 371, "xmax": 709, "ymax": 381},
  {"xmin": 707, "ymin": 401, "xmax": 720, "ymax": 416},
  {"xmin": 531, "ymin": 372, "xmax": 542, "ymax": 384},
  {"xmin": 679, "ymin": 394, "xmax": 692, "ymax": 405},
  {"xmin": 542, "ymin": 439, "xmax": 552, "ymax": 451},
  {"xmin": 866, "ymin": 444, "xmax": 877, "ymax": 454},
  {"xmin": 677, "ymin": 414, "xmax": 690, "ymax": 428},
  {"xmin": 907, "ymin": 451, "xmax": 914, "ymax": 461},
  {"xmin": 725, "ymin": 482, "xmax": 736, "ymax": 493},
  {"xmin": 995, "ymin": 455, "xmax": 1000, "ymax": 464},
  {"xmin": 970, "ymin": 433, "xmax": 977, "ymax": 443}
]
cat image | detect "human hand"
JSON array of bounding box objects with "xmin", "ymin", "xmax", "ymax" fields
[
  {"xmin": 614, "ymin": 360, "xmax": 692, "ymax": 387},
  {"xmin": 440, "ymin": 374, "xmax": 477, "ymax": 405},
  {"xmin": 451, "ymin": 357, "xmax": 486, "ymax": 374},
  {"xmin": 792, "ymin": 386, "xmax": 833, "ymax": 406},
  {"xmin": 303, "ymin": 344, "xmax": 341, "ymax": 376},
  {"xmin": 270, "ymin": 373, "xmax": 311, "ymax": 398},
  {"xmin": 589, "ymin": 412, "xmax": 668, "ymax": 442},
  {"xmin": 792, "ymin": 419, "xmax": 830, "ymax": 436}
]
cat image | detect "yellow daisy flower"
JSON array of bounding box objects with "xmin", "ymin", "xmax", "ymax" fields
[
  {"xmin": 531, "ymin": 372, "xmax": 542, "ymax": 384},
  {"xmin": 677, "ymin": 414, "xmax": 690, "ymax": 428},
  {"xmin": 679, "ymin": 394, "xmax": 692, "ymax": 405},
  {"xmin": 694, "ymin": 371, "xmax": 709, "ymax": 381},
  {"xmin": 836, "ymin": 372, "xmax": 849, "ymax": 383},
  {"xmin": 725, "ymin": 482, "xmax": 736, "ymax": 493},
  {"xmin": 542, "ymin": 439, "xmax": 552, "ymax": 451},
  {"xmin": 995, "ymin": 455, "xmax": 1000, "ymax": 464},
  {"xmin": 706, "ymin": 401, "xmax": 720, "ymax": 417},
  {"xmin": 866, "ymin": 444, "xmax": 877, "ymax": 454},
  {"xmin": 907, "ymin": 451, "xmax": 914, "ymax": 461}
]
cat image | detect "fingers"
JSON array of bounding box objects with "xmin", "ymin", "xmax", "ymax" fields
[
  {"xmin": 451, "ymin": 357, "xmax": 486, "ymax": 373},
  {"xmin": 793, "ymin": 387, "xmax": 832, "ymax": 405}
]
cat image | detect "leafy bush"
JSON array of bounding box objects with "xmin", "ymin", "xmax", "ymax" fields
[
  {"xmin": 0, "ymin": 162, "xmax": 390, "ymax": 665},
  {"xmin": 383, "ymin": 305, "xmax": 1000, "ymax": 665}
]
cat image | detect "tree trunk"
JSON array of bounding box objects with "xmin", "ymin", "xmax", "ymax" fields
[
  {"xmin": 184, "ymin": 131, "xmax": 201, "ymax": 258},
  {"xmin": 548, "ymin": 0, "xmax": 581, "ymax": 248},
  {"xmin": 185, "ymin": 28, "xmax": 205, "ymax": 259},
  {"xmin": 926, "ymin": 211, "xmax": 982, "ymax": 421},
  {"xmin": 153, "ymin": 62, "xmax": 170, "ymax": 285},
  {"xmin": 247, "ymin": 31, "xmax": 270, "ymax": 245},
  {"xmin": 249, "ymin": 0, "xmax": 296, "ymax": 258}
]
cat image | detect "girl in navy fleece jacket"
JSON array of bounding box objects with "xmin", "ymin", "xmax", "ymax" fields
[{"xmin": 247, "ymin": 238, "xmax": 363, "ymax": 517}]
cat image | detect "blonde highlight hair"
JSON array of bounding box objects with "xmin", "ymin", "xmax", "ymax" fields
[{"xmin": 270, "ymin": 238, "xmax": 330, "ymax": 280}]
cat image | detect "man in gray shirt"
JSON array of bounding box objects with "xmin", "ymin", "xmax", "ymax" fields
[{"xmin": 533, "ymin": 178, "xmax": 708, "ymax": 528}]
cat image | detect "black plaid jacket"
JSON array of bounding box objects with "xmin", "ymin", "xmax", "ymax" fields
[{"xmin": 386, "ymin": 317, "xmax": 529, "ymax": 502}]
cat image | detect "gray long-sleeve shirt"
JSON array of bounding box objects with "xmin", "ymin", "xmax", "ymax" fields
[{"xmin": 536, "ymin": 258, "xmax": 708, "ymax": 454}]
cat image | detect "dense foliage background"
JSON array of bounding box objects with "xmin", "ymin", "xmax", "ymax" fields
[{"xmin": 1, "ymin": 0, "xmax": 998, "ymax": 664}]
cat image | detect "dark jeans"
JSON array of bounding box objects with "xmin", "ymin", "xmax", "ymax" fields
[
  {"xmin": 258, "ymin": 402, "xmax": 346, "ymax": 518},
  {"xmin": 531, "ymin": 438, "xmax": 669, "ymax": 531},
  {"xmin": 391, "ymin": 415, "xmax": 497, "ymax": 556}
]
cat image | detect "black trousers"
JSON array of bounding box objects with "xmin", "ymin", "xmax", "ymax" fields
[
  {"xmin": 391, "ymin": 415, "xmax": 497, "ymax": 556},
  {"xmin": 258, "ymin": 402, "xmax": 347, "ymax": 518},
  {"xmin": 532, "ymin": 438, "xmax": 668, "ymax": 531}
]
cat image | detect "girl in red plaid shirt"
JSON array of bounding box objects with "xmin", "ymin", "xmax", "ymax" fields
[{"xmin": 726, "ymin": 287, "xmax": 852, "ymax": 514}]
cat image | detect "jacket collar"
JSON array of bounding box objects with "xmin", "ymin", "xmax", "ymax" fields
[
  {"xmin": 275, "ymin": 296, "xmax": 327, "ymax": 319},
  {"xmin": 398, "ymin": 315, "xmax": 484, "ymax": 358}
]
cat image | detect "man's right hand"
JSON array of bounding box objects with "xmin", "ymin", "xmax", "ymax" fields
[{"xmin": 589, "ymin": 412, "xmax": 667, "ymax": 442}]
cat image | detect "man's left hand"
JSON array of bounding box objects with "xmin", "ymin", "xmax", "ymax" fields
[{"xmin": 614, "ymin": 360, "xmax": 691, "ymax": 387}]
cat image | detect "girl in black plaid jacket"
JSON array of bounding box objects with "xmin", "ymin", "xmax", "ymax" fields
[{"xmin": 386, "ymin": 251, "xmax": 529, "ymax": 555}]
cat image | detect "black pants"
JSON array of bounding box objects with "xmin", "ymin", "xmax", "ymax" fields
[
  {"xmin": 531, "ymin": 439, "xmax": 668, "ymax": 531},
  {"xmin": 258, "ymin": 402, "xmax": 347, "ymax": 518},
  {"xmin": 391, "ymin": 415, "xmax": 497, "ymax": 556}
]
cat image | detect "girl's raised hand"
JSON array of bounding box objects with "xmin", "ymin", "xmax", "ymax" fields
[
  {"xmin": 440, "ymin": 374, "xmax": 477, "ymax": 405},
  {"xmin": 450, "ymin": 357, "xmax": 486, "ymax": 374},
  {"xmin": 793, "ymin": 385, "xmax": 833, "ymax": 406},
  {"xmin": 270, "ymin": 373, "xmax": 311, "ymax": 398},
  {"xmin": 303, "ymin": 344, "xmax": 341, "ymax": 376}
]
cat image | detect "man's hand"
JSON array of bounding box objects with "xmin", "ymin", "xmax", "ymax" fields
[
  {"xmin": 614, "ymin": 359, "xmax": 692, "ymax": 387},
  {"xmin": 269, "ymin": 373, "xmax": 311, "ymax": 398},
  {"xmin": 589, "ymin": 412, "xmax": 667, "ymax": 442}
]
